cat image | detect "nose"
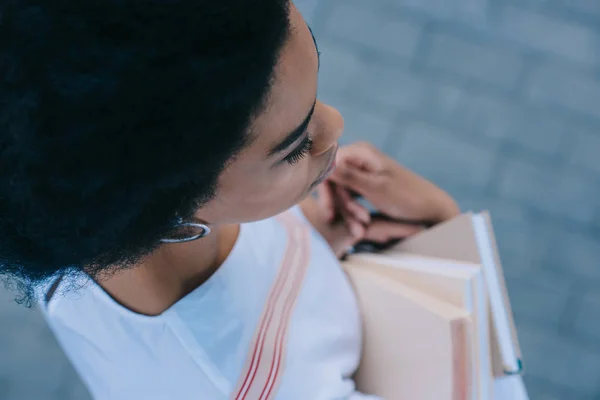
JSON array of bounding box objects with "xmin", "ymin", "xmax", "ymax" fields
[{"xmin": 311, "ymin": 101, "xmax": 344, "ymax": 156}]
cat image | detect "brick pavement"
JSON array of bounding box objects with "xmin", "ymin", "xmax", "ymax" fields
[{"xmin": 2, "ymin": 1, "xmax": 600, "ymax": 399}]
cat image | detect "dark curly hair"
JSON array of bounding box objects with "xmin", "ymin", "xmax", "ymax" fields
[{"xmin": 0, "ymin": 0, "xmax": 290, "ymax": 305}]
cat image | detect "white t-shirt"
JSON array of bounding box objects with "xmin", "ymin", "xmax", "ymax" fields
[{"xmin": 40, "ymin": 207, "xmax": 379, "ymax": 400}]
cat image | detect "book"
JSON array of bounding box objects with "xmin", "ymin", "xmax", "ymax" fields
[
  {"xmin": 388, "ymin": 211, "xmax": 523, "ymax": 377},
  {"xmin": 344, "ymin": 253, "xmax": 492, "ymax": 399},
  {"xmin": 343, "ymin": 265, "xmax": 473, "ymax": 400},
  {"xmin": 340, "ymin": 211, "xmax": 529, "ymax": 399}
]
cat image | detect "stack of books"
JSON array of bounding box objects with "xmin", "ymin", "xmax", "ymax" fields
[{"xmin": 342, "ymin": 212, "xmax": 529, "ymax": 400}]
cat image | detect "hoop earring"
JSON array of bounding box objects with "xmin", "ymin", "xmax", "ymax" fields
[{"xmin": 160, "ymin": 219, "xmax": 211, "ymax": 244}]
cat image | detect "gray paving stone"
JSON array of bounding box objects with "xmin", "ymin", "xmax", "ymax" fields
[
  {"xmin": 483, "ymin": 198, "xmax": 553, "ymax": 275},
  {"xmin": 568, "ymin": 128, "xmax": 600, "ymax": 175},
  {"xmin": 449, "ymin": 92, "xmax": 568, "ymax": 158},
  {"xmin": 438, "ymin": 92, "xmax": 514, "ymax": 139},
  {"xmin": 524, "ymin": 375, "xmax": 593, "ymax": 400},
  {"xmin": 452, "ymin": 189, "xmax": 488, "ymax": 214},
  {"xmin": 0, "ymin": 290, "xmax": 78, "ymax": 398},
  {"xmin": 324, "ymin": 0, "xmax": 422, "ymax": 59},
  {"xmin": 422, "ymin": 30, "xmax": 524, "ymax": 89},
  {"xmin": 386, "ymin": 0, "xmax": 491, "ymax": 27},
  {"xmin": 0, "ymin": 324, "xmax": 65, "ymax": 392},
  {"xmin": 557, "ymin": 0, "xmax": 600, "ymax": 18},
  {"xmin": 519, "ymin": 325, "xmax": 600, "ymax": 395},
  {"xmin": 56, "ymin": 369, "xmax": 92, "ymax": 400},
  {"xmin": 497, "ymin": 158, "xmax": 600, "ymax": 225},
  {"xmin": 296, "ymin": 0, "xmax": 322, "ymax": 23},
  {"xmin": 500, "ymin": 0, "xmax": 600, "ymax": 32},
  {"xmin": 546, "ymin": 228, "xmax": 600, "ymax": 281},
  {"xmin": 0, "ymin": 375, "xmax": 12, "ymax": 400},
  {"xmin": 498, "ymin": 5, "xmax": 600, "ymax": 65},
  {"xmin": 350, "ymin": 62, "xmax": 465, "ymax": 118},
  {"xmin": 397, "ymin": 87, "xmax": 567, "ymax": 163},
  {"xmin": 489, "ymin": 109, "xmax": 570, "ymax": 159},
  {"xmin": 572, "ymin": 288, "xmax": 600, "ymax": 349},
  {"xmin": 316, "ymin": 38, "xmax": 366, "ymax": 97},
  {"xmin": 336, "ymin": 105, "xmax": 395, "ymax": 151},
  {"xmin": 512, "ymin": 0, "xmax": 553, "ymax": 5},
  {"xmin": 527, "ymin": 64, "xmax": 600, "ymax": 121},
  {"xmin": 395, "ymin": 121, "xmax": 497, "ymax": 191},
  {"xmin": 6, "ymin": 384, "xmax": 59, "ymax": 400},
  {"xmin": 506, "ymin": 271, "xmax": 572, "ymax": 329}
]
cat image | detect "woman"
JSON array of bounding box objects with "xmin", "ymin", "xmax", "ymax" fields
[{"xmin": 0, "ymin": 1, "xmax": 459, "ymax": 399}]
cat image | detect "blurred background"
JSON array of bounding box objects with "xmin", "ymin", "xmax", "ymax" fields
[{"xmin": 2, "ymin": 0, "xmax": 600, "ymax": 399}]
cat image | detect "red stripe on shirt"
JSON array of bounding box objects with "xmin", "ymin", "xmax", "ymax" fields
[
  {"xmin": 259, "ymin": 222, "xmax": 311, "ymax": 400},
  {"xmin": 233, "ymin": 212, "xmax": 309, "ymax": 399}
]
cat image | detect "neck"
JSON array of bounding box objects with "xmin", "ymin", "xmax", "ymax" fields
[{"xmin": 99, "ymin": 223, "xmax": 240, "ymax": 316}]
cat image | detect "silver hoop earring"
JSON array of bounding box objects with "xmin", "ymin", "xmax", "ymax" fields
[{"xmin": 160, "ymin": 219, "xmax": 211, "ymax": 244}]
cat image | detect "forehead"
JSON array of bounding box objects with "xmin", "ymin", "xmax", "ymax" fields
[{"xmin": 246, "ymin": 6, "xmax": 319, "ymax": 148}]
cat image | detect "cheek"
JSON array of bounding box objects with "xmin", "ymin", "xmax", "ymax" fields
[
  {"xmin": 247, "ymin": 163, "xmax": 311, "ymax": 201},
  {"xmin": 216, "ymin": 161, "xmax": 313, "ymax": 222}
]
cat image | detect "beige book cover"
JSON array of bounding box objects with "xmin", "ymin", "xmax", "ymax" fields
[
  {"xmin": 344, "ymin": 253, "xmax": 492, "ymax": 399},
  {"xmin": 343, "ymin": 264, "xmax": 473, "ymax": 400},
  {"xmin": 388, "ymin": 211, "xmax": 523, "ymax": 377}
]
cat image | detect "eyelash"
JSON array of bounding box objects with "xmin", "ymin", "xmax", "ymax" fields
[
  {"xmin": 284, "ymin": 136, "xmax": 313, "ymax": 165},
  {"xmin": 281, "ymin": 47, "xmax": 320, "ymax": 166}
]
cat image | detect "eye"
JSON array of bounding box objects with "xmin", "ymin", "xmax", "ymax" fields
[{"xmin": 284, "ymin": 136, "xmax": 313, "ymax": 165}]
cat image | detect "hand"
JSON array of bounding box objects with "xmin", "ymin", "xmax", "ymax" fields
[
  {"xmin": 299, "ymin": 195, "xmax": 366, "ymax": 258},
  {"xmin": 318, "ymin": 142, "xmax": 460, "ymax": 242}
]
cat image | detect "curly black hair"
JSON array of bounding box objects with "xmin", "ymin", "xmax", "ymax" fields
[{"xmin": 0, "ymin": 0, "xmax": 290, "ymax": 305}]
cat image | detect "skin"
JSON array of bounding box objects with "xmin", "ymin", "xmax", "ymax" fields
[
  {"xmin": 100, "ymin": 4, "xmax": 460, "ymax": 316},
  {"xmin": 101, "ymin": 5, "xmax": 343, "ymax": 315}
]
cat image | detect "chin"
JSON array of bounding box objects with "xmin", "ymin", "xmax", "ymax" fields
[{"xmin": 296, "ymin": 188, "xmax": 314, "ymax": 205}]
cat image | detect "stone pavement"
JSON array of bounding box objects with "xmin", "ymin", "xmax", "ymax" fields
[{"xmin": 1, "ymin": 0, "xmax": 600, "ymax": 399}]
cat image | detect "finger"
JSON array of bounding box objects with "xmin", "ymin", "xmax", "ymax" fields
[
  {"xmin": 316, "ymin": 182, "xmax": 336, "ymax": 222},
  {"xmin": 345, "ymin": 200, "xmax": 372, "ymax": 226},
  {"xmin": 346, "ymin": 213, "xmax": 366, "ymax": 239},
  {"xmin": 337, "ymin": 142, "xmax": 386, "ymax": 173},
  {"xmin": 328, "ymin": 220, "xmax": 364, "ymax": 258},
  {"xmin": 364, "ymin": 220, "xmax": 424, "ymax": 243},
  {"xmin": 335, "ymin": 185, "xmax": 371, "ymax": 225},
  {"xmin": 338, "ymin": 200, "xmax": 366, "ymax": 239},
  {"xmin": 329, "ymin": 163, "xmax": 377, "ymax": 194},
  {"xmin": 332, "ymin": 182, "xmax": 366, "ymax": 238}
]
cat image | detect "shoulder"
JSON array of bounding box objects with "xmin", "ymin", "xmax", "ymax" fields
[{"xmin": 40, "ymin": 273, "xmax": 164, "ymax": 346}]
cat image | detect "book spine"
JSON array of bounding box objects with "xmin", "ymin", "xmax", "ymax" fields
[
  {"xmin": 451, "ymin": 319, "xmax": 471, "ymax": 400},
  {"xmin": 484, "ymin": 213, "xmax": 523, "ymax": 371}
]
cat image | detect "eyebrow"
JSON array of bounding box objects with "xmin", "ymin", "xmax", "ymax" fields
[
  {"xmin": 308, "ymin": 24, "xmax": 321, "ymax": 68},
  {"xmin": 267, "ymin": 25, "xmax": 321, "ymax": 158},
  {"xmin": 267, "ymin": 99, "xmax": 316, "ymax": 157}
]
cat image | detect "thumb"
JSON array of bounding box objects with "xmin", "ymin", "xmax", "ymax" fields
[
  {"xmin": 337, "ymin": 142, "xmax": 386, "ymax": 173},
  {"xmin": 328, "ymin": 163, "xmax": 377, "ymax": 194}
]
